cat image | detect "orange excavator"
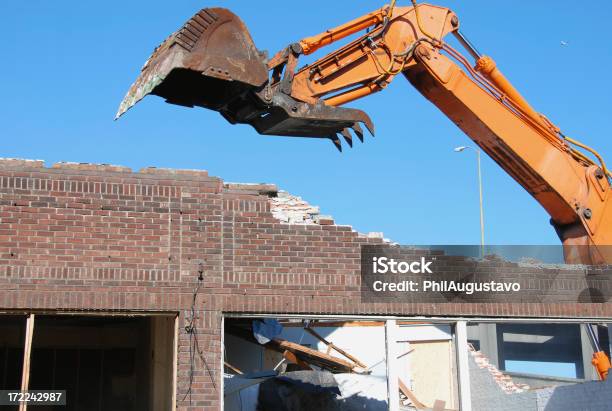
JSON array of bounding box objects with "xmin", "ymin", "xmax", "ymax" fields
[{"xmin": 116, "ymin": 1, "xmax": 611, "ymax": 379}]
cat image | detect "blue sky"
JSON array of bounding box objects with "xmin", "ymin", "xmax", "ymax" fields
[
  {"xmin": 505, "ymin": 360, "xmax": 576, "ymax": 379},
  {"xmin": 2, "ymin": 1, "xmax": 611, "ymax": 245}
]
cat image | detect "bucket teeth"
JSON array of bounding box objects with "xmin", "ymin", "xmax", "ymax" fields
[
  {"xmin": 340, "ymin": 129, "xmax": 353, "ymax": 147},
  {"xmin": 352, "ymin": 123, "xmax": 364, "ymax": 142},
  {"xmin": 363, "ymin": 120, "xmax": 375, "ymax": 137},
  {"xmin": 330, "ymin": 135, "xmax": 343, "ymax": 152}
]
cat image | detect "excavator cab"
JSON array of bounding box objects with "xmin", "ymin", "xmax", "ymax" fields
[{"xmin": 116, "ymin": 7, "xmax": 373, "ymax": 149}]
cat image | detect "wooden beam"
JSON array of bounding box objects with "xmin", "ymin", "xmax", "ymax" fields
[
  {"xmin": 304, "ymin": 327, "xmax": 368, "ymax": 368},
  {"xmin": 224, "ymin": 361, "xmax": 244, "ymax": 375},
  {"xmin": 398, "ymin": 378, "xmax": 426, "ymax": 410},
  {"xmin": 19, "ymin": 314, "xmax": 35, "ymax": 411},
  {"xmin": 275, "ymin": 339, "xmax": 357, "ymax": 373},
  {"xmin": 282, "ymin": 350, "xmax": 312, "ymax": 370}
]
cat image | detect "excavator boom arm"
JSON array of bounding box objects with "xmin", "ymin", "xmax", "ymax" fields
[
  {"xmin": 288, "ymin": 5, "xmax": 457, "ymax": 106},
  {"xmin": 277, "ymin": 3, "xmax": 612, "ymax": 264}
]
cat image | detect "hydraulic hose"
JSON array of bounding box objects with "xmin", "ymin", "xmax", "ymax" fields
[
  {"xmin": 561, "ymin": 133, "xmax": 612, "ymax": 179},
  {"xmin": 411, "ymin": 0, "xmax": 437, "ymax": 40}
]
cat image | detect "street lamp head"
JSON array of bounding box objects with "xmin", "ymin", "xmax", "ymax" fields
[{"xmin": 454, "ymin": 146, "xmax": 468, "ymax": 152}]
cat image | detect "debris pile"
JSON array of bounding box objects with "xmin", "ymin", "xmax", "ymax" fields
[{"xmin": 225, "ymin": 319, "xmax": 454, "ymax": 411}]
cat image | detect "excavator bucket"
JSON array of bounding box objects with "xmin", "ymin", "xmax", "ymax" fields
[
  {"xmin": 116, "ymin": 7, "xmax": 374, "ymax": 149},
  {"xmin": 115, "ymin": 8, "xmax": 269, "ymax": 119}
]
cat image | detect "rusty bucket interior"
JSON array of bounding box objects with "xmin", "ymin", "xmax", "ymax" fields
[
  {"xmin": 115, "ymin": 8, "xmax": 269, "ymax": 118},
  {"xmin": 116, "ymin": 7, "xmax": 373, "ymax": 148}
]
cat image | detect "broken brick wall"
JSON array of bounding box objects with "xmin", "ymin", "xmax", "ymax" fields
[
  {"xmin": 469, "ymin": 350, "xmax": 537, "ymax": 411},
  {"xmin": 0, "ymin": 159, "xmax": 610, "ymax": 410},
  {"xmin": 469, "ymin": 347, "xmax": 612, "ymax": 411}
]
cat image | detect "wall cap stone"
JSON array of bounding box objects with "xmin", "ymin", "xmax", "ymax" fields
[
  {"xmin": 52, "ymin": 162, "xmax": 132, "ymax": 173},
  {"xmin": 224, "ymin": 183, "xmax": 278, "ymax": 196},
  {"xmin": 138, "ymin": 167, "xmax": 209, "ymax": 178},
  {"xmin": 0, "ymin": 158, "xmax": 45, "ymax": 169}
]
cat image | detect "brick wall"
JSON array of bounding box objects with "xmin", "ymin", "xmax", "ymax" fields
[{"xmin": 0, "ymin": 159, "xmax": 610, "ymax": 410}]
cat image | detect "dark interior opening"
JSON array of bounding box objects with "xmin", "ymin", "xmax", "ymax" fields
[
  {"xmin": 0, "ymin": 316, "xmax": 26, "ymax": 411},
  {"xmin": 1, "ymin": 314, "xmax": 175, "ymax": 411}
]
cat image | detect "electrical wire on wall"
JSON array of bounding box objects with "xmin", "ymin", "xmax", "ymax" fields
[{"xmin": 183, "ymin": 263, "xmax": 217, "ymax": 405}]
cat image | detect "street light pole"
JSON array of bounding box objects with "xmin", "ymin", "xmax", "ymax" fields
[
  {"xmin": 454, "ymin": 146, "xmax": 485, "ymax": 258},
  {"xmin": 476, "ymin": 149, "xmax": 485, "ymax": 258}
]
